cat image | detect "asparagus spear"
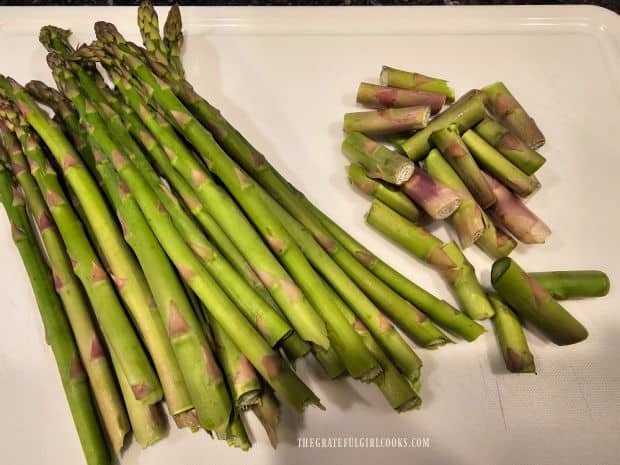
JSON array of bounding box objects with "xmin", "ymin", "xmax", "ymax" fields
[
  {"xmin": 401, "ymin": 90, "xmax": 488, "ymax": 160},
  {"xmin": 380, "ymin": 66, "xmax": 455, "ymax": 102},
  {"xmin": 0, "ymin": 120, "xmax": 130, "ymax": 451},
  {"xmin": 218, "ymin": 413, "xmax": 251, "ymax": 451},
  {"xmin": 302, "ymin": 198, "xmax": 485, "ymax": 341},
  {"xmin": 491, "ymin": 257, "xmax": 588, "ymax": 345},
  {"xmin": 530, "ymin": 271, "xmax": 610, "ymax": 300},
  {"xmin": 348, "ymin": 164, "xmax": 420, "ymax": 222},
  {"xmin": 343, "ymin": 106, "xmax": 431, "ymax": 136},
  {"xmin": 252, "ymin": 388, "xmax": 280, "ymax": 449},
  {"xmin": 163, "ymin": 4, "xmax": 185, "ymax": 79},
  {"xmin": 0, "ymin": 139, "xmax": 110, "ymax": 465},
  {"xmin": 400, "ymin": 165, "xmax": 463, "ymax": 220},
  {"xmin": 488, "ymin": 293, "xmax": 536, "ymax": 373},
  {"xmin": 0, "ymin": 80, "xmax": 163, "ymax": 405},
  {"xmin": 475, "ymin": 214, "xmax": 517, "ymax": 258},
  {"xmin": 430, "ymin": 124, "xmax": 496, "ymax": 208},
  {"xmin": 482, "ymin": 82, "xmax": 545, "ymax": 149},
  {"xmin": 483, "ymin": 172, "xmax": 550, "ymax": 244},
  {"xmin": 462, "ymin": 130, "xmax": 539, "ymax": 197},
  {"xmin": 341, "ymin": 132, "xmax": 414, "ymax": 185},
  {"xmin": 475, "ymin": 118, "xmax": 545, "ymax": 175},
  {"xmin": 356, "ymin": 82, "xmax": 445, "ymax": 113},
  {"xmin": 424, "ymin": 148, "xmax": 487, "ymax": 247}
]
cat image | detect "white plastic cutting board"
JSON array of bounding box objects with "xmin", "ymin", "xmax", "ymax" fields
[{"xmin": 0, "ymin": 5, "xmax": 619, "ymax": 465}]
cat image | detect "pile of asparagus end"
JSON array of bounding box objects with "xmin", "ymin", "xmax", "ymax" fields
[{"xmin": 342, "ymin": 67, "xmax": 610, "ymax": 372}]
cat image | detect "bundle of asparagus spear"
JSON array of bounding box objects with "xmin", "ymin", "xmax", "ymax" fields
[{"xmin": 342, "ymin": 72, "xmax": 610, "ymax": 369}]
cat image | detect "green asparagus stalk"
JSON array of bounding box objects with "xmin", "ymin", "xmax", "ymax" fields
[
  {"xmin": 424, "ymin": 148, "xmax": 488, "ymax": 248},
  {"xmin": 474, "ymin": 118, "xmax": 545, "ymax": 175},
  {"xmin": 462, "ymin": 130, "xmax": 539, "ymax": 197},
  {"xmin": 441, "ymin": 242, "xmax": 495, "ymax": 320},
  {"xmin": 488, "ymin": 293, "xmax": 536, "ymax": 373},
  {"xmin": 343, "ymin": 106, "xmax": 431, "ymax": 136},
  {"xmin": 341, "ymin": 132, "xmax": 415, "ymax": 185},
  {"xmin": 356, "ymin": 82, "xmax": 445, "ymax": 113},
  {"xmin": 163, "ymin": 4, "xmax": 185, "ymax": 79},
  {"xmin": 348, "ymin": 164, "xmax": 420, "ymax": 222},
  {"xmin": 401, "ymin": 90, "xmax": 488, "ymax": 160},
  {"xmin": 483, "ymin": 172, "xmax": 550, "ymax": 244},
  {"xmin": 0, "ymin": 120, "xmax": 130, "ymax": 452},
  {"xmin": 366, "ymin": 199, "xmax": 455, "ymax": 273},
  {"xmin": 482, "ymin": 82, "xmax": 545, "ymax": 149},
  {"xmin": 303, "ymin": 200, "xmax": 485, "ymax": 341},
  {"xmin": 218, "ymin": 413, "xmax": 251, "ymax": 451},
  {"xmin": 475, "ymin": 214, "xmax": 517, "ymax": 258},
  {"xmin": 430, "ymin": 124, "xmax": 496, "ymax": 208},
  {"xmin": 400, "ymin": 165, "xmax": 463, "ymax": 220},
  {"xmin": 491, "ymin": 257, "xmax": 588, "ymax": 345},
  {"xmin": 380, "ymin": 66, "xmax": 455, "ymax": 102},
  {"xmin": 312, "ymin": 343, "xmax": 347, "ymax": 379},
  {"xmin": 0, "ymin": 80, "xmax": 164, "ymax": 405},
  {"xmin": 0, "ymin": 140, "xmax": 110, "ymax": 465},
  {"xmin": 252, "ymin": 388, "xmax": 280, "ymax": 449},
  {"xmin": 137, "ymin": 0, "xmax": 170, "ymax": 72},
  {"xmin": 529, "ymin": 271, "xmax": 610, "ymax": 300}
]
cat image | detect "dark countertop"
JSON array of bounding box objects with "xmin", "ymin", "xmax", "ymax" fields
[{"xmin": 0, "ymin": 0, "xmax": 617, "ymax": 13}]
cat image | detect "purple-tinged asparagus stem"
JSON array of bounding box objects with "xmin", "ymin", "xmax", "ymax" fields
[
  {"xmin": 462, "ymin": 129, "xmax": 540, "ymax": 197},
  {"xmin": 356, "ymin": 82, "xmax": 445, "ymax": 114},
  {"xmin": 380, "ymin": 66, "xmax": 455, "ymax": 103},
  {"xmin": 482, "ymin": 82, "xmax": 545, "ymax": 149},
  {"xmin": 400, "ymin": 165, "xmax": 462, "ymax": 220},
  {"xmin": 475, "ymin": 118, "xmax": 545, "ymax": 175},
  {"xmin": 484, "ymin": 172, "xmax": 550, "ymax": 244},
  {"xmin": 341, "ymin": 132, "xmax": 414, "ymax": 185},
  {"xmin": 430, "ymin": 124, "xmax": 496, "ymax": 209},
  {"xmin": 344, "ymin": 106, "xmax": 430, "ymax": 136}
]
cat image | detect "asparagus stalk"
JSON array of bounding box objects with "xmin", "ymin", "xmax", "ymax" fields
[
  {"xmin": 424, "ymin": 148, "xmax": 488, "ymax": 248},
  {"xmin": 341, "ymin": 131, "xmax": 414, "ymax": 185},
  {"xmin": 491, "ymin": 258, "xmax": 588, "ymax": 345},
  {"xmin": 475, "ymin": 118, "xmax": 545, "ymax": 175},
  {"xmin": 252, "ymin": 388, "xmax": 280, "ymax": 449},
  {"xmin": 348, "ymin": 164, "xmax": 420, "ymax": 222},
  {"xmin": 475, "ymin": 214, "xmax": 517, "ymax": 258},
  {"xmin": 482, "ymin": 82, "xmax": 545, "ymax": 149},
  {"xmin": 0, "ymin": 141, "xmax": 110, "ymax": 465},
  {"xmin": 137, "ymin": 0, "xmax": 169, "ymax": 71},
  {"xmin": 260, "ymin": 187, "xmax": 432, "ymax": 381},
  {"xmin": 380, "ymin": 66, "xmax": 455, "ymax": 102},
  {"xmin": 163, "ymin": 4, "xmax": 185, "ymax": 79},
  {"xmin": 343, "ymin": 106, "xmax": 431, "ymax": 136},
  {"xmin": 488, "ymin": 293, "xmax": 536, "ymax": 373},
  {"xmin": 366, "ymin": 199, "xmax": 455, "ymax": 273},
  {"xmin": 483, "ymin": 172, "xmax": 550, "ymax": 244},
  {"xmin": 218, "ymin": 413, "xmax": 251, "ymax": 451},
  {"xmin": 441, "ymin": 242, "xmax": 495, "ymax": 320},
  {"xmin": 401, "ymin": 90, "xmax": 488, "ymax": 160},
  {"xmin": 303, "ymin": 199, "xmax": 485, "ymax": 341},
  {"xmin": 430, "ymin": 124, "xmax": 496, "ymax": 208},
  {"xmin": 357, "ymin": 82, "xmax": 445, "ymax": 113},
  {"xmin": 530, "ymin": 271, "xmax": 610, "ymax": 300},
  {"xmin": 313, "ymin": 343, "xmax": 347, "ymax": 379},
  {"xmin": 462, "ymin": 130, "xmax": 540, "ymax": 197},
  {"xmin": 0, "ymin": 120, "xmax": 130, "ymax": 451},
  {"xmin": 400, "ymin": 165, "xmax": 463, "ymax": 220},
  {"xmin": 0, "ymin": 80, "xmax": 163, "ymax": 405}
]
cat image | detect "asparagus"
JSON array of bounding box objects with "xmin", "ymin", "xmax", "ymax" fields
[
  {"xmin": 430, "ymin": 124, "xmax": 496, "ymax": 208},
  {"xmin": 491, "ymin": 258, "xmax": 588, "ymax": 345},
  {"xmin": 341, "ymin": 131, "xmax": 414, "ymax": 185},
  {"xmin": 0, "ymin": 120, "xmax": 130, "ymax": 451},
  {"xmin": 252, "ymin": 388, "xmax": 280, "ymax": 449},
  {"xmin": 218, "ymin": 413, "xmax": 251, "ymax": 451},
  {"xmin": 380, "ymin": 66, "xmax": 455, "ymax": 102},
  {"xmin": 530, "ymin": 271, "xmax": 610, "ymax": 300},
  {"xmin": 0, "ymin": 140, "xmax": 110, "ymax": 465},
  {"xmin": 313, "ymin": 343, "xmax": 347, "ymax": 379},
  {"xmin": 462, "ymin": 130, "xmax": 540, "ymax": 197},
  {"xmin": 400, "ymin": 165, "xmax": 463, "ymax": 220},
  {"xmin": 488, "ymin": 293, "xmax": 536, "ymax": 373},
  {"xmin": 483, "ymin": 172, "xmax": 550, "ymax": 244},
  {"xmin": 163, "ymin": 4, "xmax": 185, "ymax": 79},
  {"xmin": 401, "ymin": 90, "xmax": 488, "ymax": 160},
  {"xmin": 441, "ymin": 242, "xmax": 495, "ymax": 320},
  {"xmin": 0, "ymin": 80, "xmax": 163, "ymax": 405},
  {"xmin": 475, "ymin": 118, "xmax": 545, "ymax": 175},
  {"xmin": 348, "ymin": 164, "xmax": 420, "ymax": 222},
  {"xmin": 424, "ymin": 148, "xmax": 487, "ymax": 248},
  {"xmin": 475, "ymin": 214, "xmax": 517, "ymax": 258},
  {"xmin": 137, "ymin": 0, "xmax": 169, "ymax": 72},
  {"xmin": 356, "ymin": 82, "xmax": 445, "ymax": 113},
  {"xmin": 366, "ymin": 199, "xmax": 455, "ymax": 273},
  {"xmin": 343, "ymin": 106, "xmax": 431, "ymax": 136},
  {"xmin": 482, "ymin": 82, "xmax": 545, "ymax": 149}
]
